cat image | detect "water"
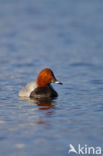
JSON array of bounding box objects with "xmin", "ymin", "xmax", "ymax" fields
[{"xmin": 0, "ymin": 0, "xmax": 103, "ymax": 155}]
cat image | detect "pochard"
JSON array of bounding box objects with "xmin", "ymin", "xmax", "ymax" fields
[{"xmin": 18, "ymin": 68, "xmax": 62, "ymax": 98}]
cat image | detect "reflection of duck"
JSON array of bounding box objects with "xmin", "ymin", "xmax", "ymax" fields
[
  {"xmin": 19, "ymin": 97, "xmax": 56, "ymax": 125},
  {"xmin": 19, "ymin": 97, "xmax": 56, "ymax": 110},
  {"xmin": 19, "ymin": 68, "xmax": 62, "ymax": 98},
  {"xmin": 35, "ymin": 98, "xmax": 56, "ymax": 110}
]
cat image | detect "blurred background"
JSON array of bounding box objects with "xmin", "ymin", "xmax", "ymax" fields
[{"xmin": 0, "ymin": 0, "xmax": 103, "ymax": 156}]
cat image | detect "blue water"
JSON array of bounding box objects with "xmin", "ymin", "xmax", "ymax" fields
[{"xmin": 0, "ymin": 0, "xmax": 103, "ymax": 156}]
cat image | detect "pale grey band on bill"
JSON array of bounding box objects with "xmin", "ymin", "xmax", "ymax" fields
[{"xmin": 55, "ymin": 80, "xmax": 63, "ymax": 85}]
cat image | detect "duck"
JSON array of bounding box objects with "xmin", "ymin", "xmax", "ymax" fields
[{"xmin": 18, "ymin": 68, "xmax": 62, "ymax": 99}]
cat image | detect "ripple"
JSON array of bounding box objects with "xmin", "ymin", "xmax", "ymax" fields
[
  {"xmin": 15, "ymin": 144, "xmax": 25, "ymax": 149},
  {"xmin": 90, "ymin": 80, "xmax": 103, "ymax": 85},
  {"xmin": 70, "ymin": 62, "xmax": 94, "ymax": 67}
]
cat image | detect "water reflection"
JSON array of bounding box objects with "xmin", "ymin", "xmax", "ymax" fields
[
  {"xmin": 19, "ymin": 97, "xmax": 56, "ymax": 125},
  {"xmin": 19, "ymin": 97, "xmax": 56, "ymax": 111}
]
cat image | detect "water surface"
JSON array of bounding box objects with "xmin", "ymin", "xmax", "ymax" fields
[{"xmin": 0, "ymin": 0, "xmax": 103, "ymax": 156}]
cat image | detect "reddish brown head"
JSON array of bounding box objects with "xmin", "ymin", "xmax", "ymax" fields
[{"xmin": 37, "ymin": 68, "xmax": 62, "ymax": 87}]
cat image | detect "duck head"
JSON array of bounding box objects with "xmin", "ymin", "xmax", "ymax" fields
[{"xmin": 37, "ymin": 68, "xmax": 62, "ymax": 87}]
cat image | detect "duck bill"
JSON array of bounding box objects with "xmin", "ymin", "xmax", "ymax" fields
[
  {"xmin": 54, "ymin": 80, "xmax": 63, "ymax": 85},
  {"xmin": 52, "ymin": 77, "xmax": 63, "ymax": 85}
]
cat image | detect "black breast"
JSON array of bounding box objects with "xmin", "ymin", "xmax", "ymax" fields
[{"xmin": 30, "ymin": 86, "xmax": 58, "ymax": 99}]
